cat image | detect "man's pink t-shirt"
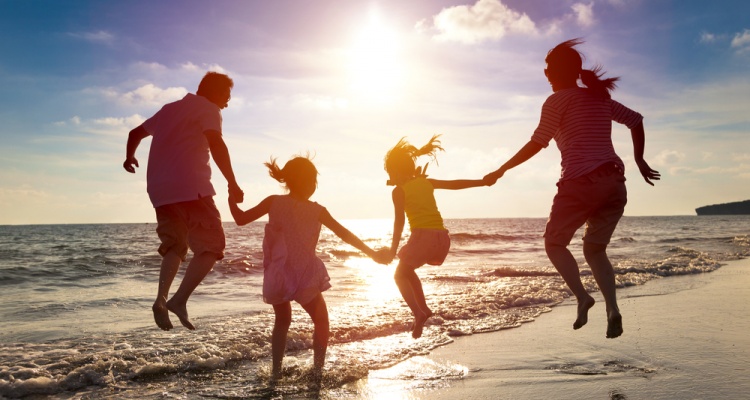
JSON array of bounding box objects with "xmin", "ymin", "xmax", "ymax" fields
[{"xmin": 142, "ymin": 93, "xmax": 222, "ymax": 207}]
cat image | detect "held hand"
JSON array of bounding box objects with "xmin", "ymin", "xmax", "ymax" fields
[
  {"xmin": 373, "ymin": 247, "xmax": 394, "ymax": 265},
  {"xmin": 228, "ymin": 183, "xmax": 244, "ymax": 203},
  {"xmin": 123, "ymin": 157, "xmax": 139, "ymax": 173},
  {"xmin": 636, "ymin": 159, "xmax": 660, "ymax": 186},
  {"xmin": 483, "ymin": 170, "xmax": 503, "ymax": 186}
]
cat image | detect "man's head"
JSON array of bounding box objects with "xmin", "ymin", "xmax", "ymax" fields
[{"xmin": 197, "ymin": 72, "xmax": 234, "ymax": 109}]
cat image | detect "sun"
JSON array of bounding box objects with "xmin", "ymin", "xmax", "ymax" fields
[{"xmin": 347, "ymin": 11, "xmax": 404, "ymax": 103}]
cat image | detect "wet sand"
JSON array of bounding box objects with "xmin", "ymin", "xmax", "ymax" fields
[{"xmin": 351, "ymin": 257, "xmax": 750, "ymax": 399}]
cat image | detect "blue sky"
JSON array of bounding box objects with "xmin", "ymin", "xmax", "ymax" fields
[{"xmin": 1, "ymin": 0, "xmax": 748, "ymax": 224}]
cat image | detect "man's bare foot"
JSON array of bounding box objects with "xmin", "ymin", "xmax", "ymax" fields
[
  {"xmin": 152, "ymin": 300, "xmax": 173, "ymax": 331},
  {"xmin": 573, "ymin": 296, "xmax": 596, "ymax": 330},
  {"xmin": 166, "ymin": 298, "xmax": 195, "ymax": 330},
  {"xmin": 412, "ymin": 310, "xmax": 433, "ymax": 339},
  {"xmin": 606, "ymin": 310, "xmax": 623, "ymax": 338}
]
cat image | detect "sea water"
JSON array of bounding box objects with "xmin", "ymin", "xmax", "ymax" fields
[{"xmin": 0, "ymin": 216, "xmax": 748, "ymax": 398}]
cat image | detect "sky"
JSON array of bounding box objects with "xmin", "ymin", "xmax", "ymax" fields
[{"xmin": 0, "ymin": 0, "xmax": 748, "ymax": 224}]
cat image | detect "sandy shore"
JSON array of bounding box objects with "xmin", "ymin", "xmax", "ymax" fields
[{"xmin": 349, "ymin": 257, "xmax": 750, "ymax": 399}]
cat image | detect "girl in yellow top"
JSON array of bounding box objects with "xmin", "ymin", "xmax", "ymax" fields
[{"xmin": 383, "ymin": 135, "xmax": 488, "ymax": 338}]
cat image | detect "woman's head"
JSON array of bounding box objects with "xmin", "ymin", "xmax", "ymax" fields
[
  {"xmin": 545, "ymin": 38, "xmax": 584, "ymax": 84},
  {"xmin": 265, "ymin": 155, "xmax": 318, "ymax": 199},
  {"xmin": 384, "ymin": 135, "xmax": 443, "ymax": 184},
  {"xmin": 545, "ymin": 38, "xmax": 619, "ymax": 98}
]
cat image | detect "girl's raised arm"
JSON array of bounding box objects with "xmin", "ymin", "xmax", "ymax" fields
[
  {"xmin": 429, "ymin": 178, "xmax": 489, "ymax": 190},
  {"xmin": 229, "ymin": 195, "xmax": 274, "ymax": 226},
  {"xmin": 319, "ymin": 209, "xmax": 377, "ymax": 259}
]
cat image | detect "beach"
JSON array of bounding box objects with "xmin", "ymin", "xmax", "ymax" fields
[
  {"xmin": 350, "ymin": 257, "xmax": 750, "ymax": 399},
  {"xmin": 1, "ymin": 218, "xmax": 747, "ymax": 398}
]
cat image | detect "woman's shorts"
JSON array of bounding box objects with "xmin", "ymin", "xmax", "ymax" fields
[
  {"xmin": 154, "ymin": 197, "xmax": 225, "ymax": 261},
  {"xmin": 544, "ymin": 162, "xmax": 627, "ymax": 246},
  {"xmin": 397, "ymin": 228, "xmax": 451, "ymax": 268}
]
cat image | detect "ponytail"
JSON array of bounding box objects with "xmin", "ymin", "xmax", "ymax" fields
[
  {"xmin": 384, "ymin": 135, "xmax": 444, "ymax": 179},
  {"xmin": 547, "ymin": 38, "xmax": 620, "ymax": 99},
  {"xmin": 415, "ymin": 135, "xmax": 444, "ymax": 160},
  {"xmin": 264, "ymin": 155, "xmax": 318, "ymax": 194},
  {"xmin": 580, "ymin": 66, "xmax": 619, "ymax": 99},
  {"xmin": 264, "ymin": 158, "xmax": 285, "ymax": 183}
]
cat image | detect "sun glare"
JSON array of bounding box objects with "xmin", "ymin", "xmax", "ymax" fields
[
  {"xmin": 348, "ymin": 11, "xmax": 405, "ymax": 103},
  {"xmin": 344, "ymin": 257, "xmax": 401, "ymax": 303}
]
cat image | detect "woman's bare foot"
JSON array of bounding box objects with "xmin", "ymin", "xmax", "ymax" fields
[
  {"xmin": 573, "ymin": 296, "xmax": 596, "ymax": 330},
  {"xmin": 152, "ymin": 299, "xmax": 173, "ymax": 331},
  {"xmin": 412, "ymin": 310, "xmax": 433, "ymax": 339},
  {"xmin": 606, "ymin": 310, "xmax": 623, "ymax": 338},
  {"xmin": 270, "ymin": 369, "xmax": 282, "ymax": 383},
  {"xmin": 166, "ymin": 298, "xmax": 195, "ymax": 330}
]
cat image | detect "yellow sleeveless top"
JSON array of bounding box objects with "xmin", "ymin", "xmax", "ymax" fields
[{"xmin": 401, "ymin": 177, "xmax": 445, "ymax": 230}]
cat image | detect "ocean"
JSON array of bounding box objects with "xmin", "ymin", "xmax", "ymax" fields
[{"xmin": 0, "ymin": 216, "xmax": 748, "ymax": 398}]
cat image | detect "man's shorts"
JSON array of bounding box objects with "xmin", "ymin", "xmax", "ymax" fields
[
  {"xmin": 154, "ymin": 197, "xmax": 225, "ymax": 261},
  {"xmin": 544, "ymin": 162, "xmax": 627, "ymax": 247},
  {"xmin": 397, "ymin": 228, "xmax": 451, "ymax": 268}
]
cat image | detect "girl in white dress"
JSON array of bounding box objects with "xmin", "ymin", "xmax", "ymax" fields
[{"xmin": 229, "ymin": 156, "xmax": 385, "ymax": 380}]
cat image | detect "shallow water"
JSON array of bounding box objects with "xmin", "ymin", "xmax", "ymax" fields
[{"xmin": 0, "ymin": 216, "xmax": 748, "ymax": 398}]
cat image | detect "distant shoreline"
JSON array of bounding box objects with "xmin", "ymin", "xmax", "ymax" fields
[{"xmin": 696, "ymin": 199, "xmax": 750, "ymax": 215}]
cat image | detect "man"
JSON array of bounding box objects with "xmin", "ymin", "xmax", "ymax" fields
[{"xmin": 123, "ymin": 71, "xmax": 244, "ymax": 331}]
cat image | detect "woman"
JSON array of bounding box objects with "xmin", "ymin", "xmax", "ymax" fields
[{"xmin": 484, "ymin": 39, "xmax": 660, "ymax": 338}]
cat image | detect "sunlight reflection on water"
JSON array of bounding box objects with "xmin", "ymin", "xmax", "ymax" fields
[{"xmin": 344, "ymin": 257, "xmax": 401, "ymax": 303}]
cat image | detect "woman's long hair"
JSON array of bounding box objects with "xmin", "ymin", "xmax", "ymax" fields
[{"xmin": 546, "ymin": 38, "xmax": 619, "ymax": 99}]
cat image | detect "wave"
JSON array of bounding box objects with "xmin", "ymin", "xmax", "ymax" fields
[
  {"xmin": 486, "ymin": 267, "xmax": 559, "ymax": 278},
  {"xmin": 449, "ymin": 232, "xmax": 536, "ymax": 242}
]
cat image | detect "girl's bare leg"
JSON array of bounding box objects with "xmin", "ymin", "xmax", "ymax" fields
[
  {"xmin": 394, "ymin": 263, "xmax": 432, "ymax": 338},
  {"xmin": 271, "ymin": 302, "xmax": 292, "ymax": 380},
  {"xmin": 301, "ymin": 293, "xmax": 329, "ymax": 375}
]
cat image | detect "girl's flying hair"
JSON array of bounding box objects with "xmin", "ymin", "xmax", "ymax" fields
[
  {"xmin": 264, "ymin": 155, "xmax": 318, "ymax": 193},
  {"xmin": 546, "ymin": 38, "xmax": 620, "ymax": 99},
  {"xmin": 384, "ymin": 135, "xmax": 444, "ymax": 182}
]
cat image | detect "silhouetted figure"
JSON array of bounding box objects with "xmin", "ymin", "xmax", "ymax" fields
[
  {"xmin": 228, "ymin": 156, "xmax": 388, "ymax": 380},
  {"xmin": 123, "ymin": 72, "xmax": 244, "ymax": 331},
  {"xmin": 383, "ymin": 135, "xmax": 489, "ymax": 338},
  {"xmin": 484, "ymin": 39, "xmax": 660, "ymax": 339}
]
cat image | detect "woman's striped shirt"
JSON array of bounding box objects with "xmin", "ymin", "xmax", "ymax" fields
[{"xmin": 530, "ymin": 87, "xmax": 643, "ymax": 182}]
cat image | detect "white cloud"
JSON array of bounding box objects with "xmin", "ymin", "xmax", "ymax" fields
[
  {"xmin": 120, "ymin": 84, "xmax": 187, "ymax": 106},
  {"xmin": 731, "ymin": 29, "xmax": 750, "ymax": 54},
  {"xmin": 67, "ymin": 30, "xmax": 115, "ymax": 45},
  {"xmin": 89, "ymin": 84, "xmax": 187, "ymax": 107},
  {"xmin": 53, "ymin": 116, "xmax": 82, "ymax": 127},
  {"xmin": 653, "ymin": 149, "xmax": 685, "ymax": 167},
  {"xmin": 52, "ymin": 114, "xmax": 146, "ymax": 138},
  {"xmin": 423, "ymin": 0, "xmax": 538, "ymax": 44},
  {"xmin": 181, "ymin": 62, "xmax": 200, "ymax": 71},
  {"xmin": 572, "ymin": 2, "xmax": 595, "ymax": 27},
  {"xmin": 670, "ymin": 164, "xmax": 750, "ymax": 177},
  {"xmin": 699, "ymin": 32, "xmax": 717, "ymax": 44}
]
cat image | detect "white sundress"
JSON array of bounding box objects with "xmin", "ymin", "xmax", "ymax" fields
[{"xmin": 262, "ymin": 195, "xmax": 331, "ymax": 305}]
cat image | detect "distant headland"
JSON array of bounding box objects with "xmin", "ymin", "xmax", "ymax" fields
[{"xmin": 695, "ymin": 199, "xmax": 750, "ymax": 215}]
